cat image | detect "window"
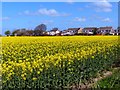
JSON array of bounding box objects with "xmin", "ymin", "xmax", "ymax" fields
[
  {"xmin": 106, "ymin": 30, "xmax": 108, "ymax": 32},
  {"xmin": 89, "ymin": 30, "xmax": 92, "ymax": 32}
]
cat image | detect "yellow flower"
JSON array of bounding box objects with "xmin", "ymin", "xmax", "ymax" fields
[
  {"xmin": 23, "ymin": 77, "xmax": 26, "ymax": 80},
  {"xmin": 92, "ymin": 56, "xmax": 94, "ymax": 59},
  {"xmin": 21, "ymin": 74, "xmax": 24, "ymax": 77},
  {"xmin": 2, "ymin": 36, "xmax": 118, "ymax": 88},
  {"xmin": 37, "ymin": 71, "xmax": 40, "ymax": 74},
  {"xmin": 32, "ymin": 77, "xmax": 37, "ymax": 81},
  {"xmin": 19, "ymin": 60, "xmax": 22, "ymax": 63}
]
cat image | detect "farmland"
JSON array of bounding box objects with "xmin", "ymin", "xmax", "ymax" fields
[{"xmin": 1, "ymin": 36, "xmax": 120, "ymax": 89}]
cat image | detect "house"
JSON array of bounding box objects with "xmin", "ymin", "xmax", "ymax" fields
[
  {"xmin": 82, "ymin": 27, "xmax": 97, "ymax": 35},
  {"xmin": 116, "ymin": 27, "xmax": 120, "ymax": 35},
  {"xmin": 47, "ymin": 28, "xmax": 61, "ymax": 36},
  {"xmin": 112, "ymin": 28, "xmax": 120, "ymax": 35},
  {"xmin": 109, "ymin": 29, "xmax": 115, "ymax": 35},
  {"xmin": 98, "ymin": 26, "xmax": 113, "ymax": 35},
  {"xmin": 77, "ymin": 28, "xmax": 83, "ymax": 34},
  {"xmin": 61, "ymin": 30, "xmax": 70, "ymax": 36},
  {"xmin": 114, "ymin": 29, "xmax": 118, "ymax": 35},
  {"xmin": 118, "ymin": 27, "xmax": 120, "ymax": 35},
  {"xmin": 61, "ymin": 28, "xmax": 80, "ymax": 35}
]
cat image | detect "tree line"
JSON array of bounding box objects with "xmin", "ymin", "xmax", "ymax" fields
[{"xmin": 4, "ymin": 24, "xmax": 47, "ymax": 36}]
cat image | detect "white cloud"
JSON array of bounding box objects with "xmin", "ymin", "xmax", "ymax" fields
[
  {"xmin": 66, "ymin": 0, "xmax": 74, "ymax": 4},
  {"xmin": 93, "ymin": 0, "xmax": 112, "ymax": 12},
  {"xmin": 38, "ymin": 8, "xmax": 70, "ymax": 16},
  {"xmin": 19, "ymin": 8, "xmax": 70, "ymax": 17},
  {"xmin": 0, "ymin": 17, "xmax": 10, "ymax": 21},
  {"xmin": 102, "ymin": 17, "xmax": 112, "ymax": 22},
  {"xmin": 18, "ymin": 10, "xmax": 37, "ymax": 15},
  {"xmin": 41, "ymin": 20, "xmax": 54, "ymax": 25},
  {"xmin": 91, "ymin": 14, "xmax": 103, "ymax": 19},
  {"xmin": 38, "ymin": 8, "xmax": 59, "ymax": 16},
  {"xmin": 91, "ymin": 15, "xmax": 112, "ymax": 22},
  {"xmin": 24, "ymin": 10, "xmax": 30, "ymax": 15},
  {"xmin": 74, "ymin": 17, "xmax": 86, "ymax": 22},
  {"xmin": 78, "ymin": 8, "xmax": 83, "ymax": 11}
]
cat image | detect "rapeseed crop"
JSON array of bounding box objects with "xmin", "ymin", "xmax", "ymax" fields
[{"xmin": 2, "ymin": 36, "xmax": 119, "ymax": 89}]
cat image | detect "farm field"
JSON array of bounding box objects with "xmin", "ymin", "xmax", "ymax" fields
[{"xmin": 1, "ymin": 36, "xmax": 120, "ymax": 89}]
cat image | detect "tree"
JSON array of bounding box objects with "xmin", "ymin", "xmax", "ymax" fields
[
  {"xmin": 93, "ymin": 28, "xmax": 98, "ymax": 35},
  {"xmin": 12, "ymin": 29, "xmax": 20, "ymax": 36},
  {"xmin": 25, "ymin": 30, "xmax": 34, "ymax": 36},
  {"xmin": 52, "ymin": 28, "xmax": 58, "ymax": 31},
  {"xmin": 34, "ymin": 24, "xmax": 47, "ymax": 36},
  {"xmin": 12, "ymin": 29, "xmax": 34, "ymax": 36},
  {"xmin": 19, "ymin": 28, "xmax": 27, "ymax": 36},
  {"xmin": 5, "ymin": 30, "xmax": 11, "ymax": 36}
]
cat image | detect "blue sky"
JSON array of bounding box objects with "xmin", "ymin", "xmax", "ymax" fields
[{"xmin": 1, "ymin": 1, "xmax": 118, "ymax": 35}]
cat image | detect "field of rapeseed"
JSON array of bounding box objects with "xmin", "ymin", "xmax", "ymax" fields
[{"xmin": 2, "ymin": 36, "xmax": 120, "ymax": 89}]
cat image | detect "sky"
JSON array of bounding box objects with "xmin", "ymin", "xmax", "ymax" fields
[
  {"xmin": 1, "ymin": 1, "xmax": 118, "ymax": 35},
  {"xmin": 1, "ymin": 0, "xmax": 120, "ymax": 2}
]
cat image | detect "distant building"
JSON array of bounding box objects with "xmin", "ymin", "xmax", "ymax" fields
[
  {"xmin": 61, "ymin": 30, "xmax": 69, "ymax": 36},
  {"xmin": 117, "ymin": 27, "xmax": 120, "ymax": 35},
  {"xmin": 82, "ymin": 27, "xmax": 97, "ymax": 35},
  {"xmin": 98, "ymin": 26, "xmax": 113, "ymax": 35},
  {"xmin": 47, "ymin": 28, "xmax": 61, "ymax": 36},
  {"xmin": 77, "ymin": 28, "xmax": 83, "ymax": 34},
  {"xmin": 46, "ymin": 26, "xmax": 119, "ymax": 36},
  {"xmin": 116, "ymin": 27, "xmax": 120, "ymax": 35},
  {"xmin": 112, "ymin": 28, "xmax": 120, "ymax": 35},
  {"xmin": 61, "ymin": 28, "xmax": 80, "ymax": 35}
]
